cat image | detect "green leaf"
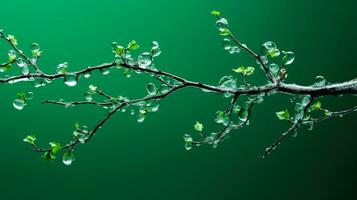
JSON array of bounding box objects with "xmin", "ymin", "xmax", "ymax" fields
[
  {"xmin": 16, "ymin": 92, "xmax": 27, "ymax": 101},
  {"xmin": 114, "ymin": 45, "xmax": 125, "ymax": 56},
  {"xmin": 32, "ymin": 50, "xmax": 42, "ymax": 57},
  {"xmin": 127, "ymin": 40, "xmax": 140, "ymax": 50},
  {"xmin": 194, "ymin": 121, "xmax": 204, "ymax": 132},
  {"xmin": 23, "ymin": 135, "xmax": 36, "ymax": 144},
  {"xmin": 211, "ymin": 10, "xmax": 221, "ymax": 16},
  {"xmin": 49, "ymin": 142, "xmax": 61, "ymax": 154},
  {"xmin": 88, "ymin": 84, "xmax": 97, "ymax": 92},
  {"xmin": 74, "ymin": 122, "xmax": 81, "ymax": 130},
  {"xmin": 310, "ymin": 101, "xmax": 321, "ymax": 111},
  {"xmin": 232, "ymin": 66, "xmax": 255, "ymax": 76},
  {"xmin": 42, "ymin": 151, "xmax": 56, "ymax": 161},
  {"xmin": 276, "ymin": 109, "xmax": 290, "ymax": 120},
  {"xmin": 7, "ymin": 35, "xmax": 18, "ymax": 45}
]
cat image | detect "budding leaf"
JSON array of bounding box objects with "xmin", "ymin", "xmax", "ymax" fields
[
  {"xmin": 42, "ymin": 151, "xmax": 56, "ymax": 161},
  {"xmin": 219, "ymin": 28, "xmax": 231, "ymax": 36},
  {"xmin": 232, "ymin": 66, "xmax": 255, "ymax": 76},
  {"xmin": 7, "ymin": 35, "xmax": 17, "ymax": 45},
  {"xmin": 127, "ymin": 40, "xmax": 140, "ymax": 50},
  {"xmin": 276, "ymin": 109, "xmax": 290, "ymax": 120},
  {"xmin": 23, "ymin": 135, "xmax": 36, "ymax": 144},
  {"xmin": 310, "ymin": 101, "xmax": 321, "ymax": 111},
  {"xmin": 74, "ymin": 122, "xmax": 81, "ymax": 129},
  {"xmin": 194, "ymin": 121, "xmax": 204, "ymax": 132},
  {"xmin": 114, "ymin": 45, "xmax": 125, "ymax": 56},
  {"xmin": 211, "ymin": 10, "xmax": 221, "ymax": 16},
  {"xmin": 49, "ymin": 142, "xmax": 61, "ymax": 154}
]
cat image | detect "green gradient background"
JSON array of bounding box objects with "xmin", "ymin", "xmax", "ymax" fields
[{"xmin": 0, "ymin": 0, "xmax": 356, "ymax": 199}]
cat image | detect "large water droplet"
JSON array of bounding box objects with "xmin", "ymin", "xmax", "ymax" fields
[
  {"xmin": 84, "ymin": 92, "xmax": 93, "ymax": 101},
  {"xmin": 16, "ymin": 58, "xmax": 27, "ymax": 67},
  {"xmin": 83, "ymin": 72, "xmax": 91, "ymax": 78},
  {"xmin": 30, "ymin": 43, "xmax": 40, "ymax": 52},
  {"xmin": 238, "ymin": 107, "xmax": 249, "ymax": 121},
  {"xmin": 137, "ymin": 114, "xmax": 146, "ymax": 123},
  {"xmin": 228, "ymin": 46, "xmax": 240, "ymax": 54},
  {"xmin": 64, "ymin": 73, "xmax": 78, "ymax": 87},
  {"xmin": 282, "ymin": 51, "xmax": 295, "ymax": 65},
  {"xmin": 21, "ymin": 66, "xmax": 30, "ymax": 75},
  {"xmin": 223, "ymin": 38, "xmax": 232, "ymax": 50},
  {"xmin": 13, "ymin": 99, "xmax": 26, "ymax": 110},
  {"xmin": 62, "ymin": 150, "xmax": 75, "ymax": 166},
  {"xmin": 138, "ymin": 52, "xmax": 152, "ymax": 68},
  {"xmin": 146, "ymin": 83, "xmax": 157, "ymax": 95},
  {"xmin": 314, "ymin": 76, "xmax": 327, "ymax": 87},
  {"xmin": 8, "ymin": 50, "xmax": 16, "ymax": 60},
  {"xmin": 151, "ymin": 41, "xmax": 161, "ymax": 57},
  {"xmin": 260, "ymin": 41, "xmax": 277, "ymax": 56},
  {"xmin": 269, "ymin": 63, "xmax": 279, "ymax": 76},
  {"xmin": 216, "ymin": 18, "xmax": 229, "ymax": 32}
]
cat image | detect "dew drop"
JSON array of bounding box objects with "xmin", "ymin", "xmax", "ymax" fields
[
  {"xmin": 100, "ymin": 68, "xmax": 110, "ymax": 75},
  {"xmin": 282, "ymin": 51, "xmax": 295, "ymax": 65},
  {"xmin": 16, "ymin": 58, "xmax": 27, "ymax": 67},
  {"xmin": 146, "ymin": 83, "xmax": 157, "ymax": 95},
  {"xmin": 64, "ymin": 73, "xmax": 78, "ymax": 87},
  {"xmin": 138, "ymin": 52, "xmax": 152, "ymax": 68},
  {"xmin": 13, "ymin": 99, "xmax": 26, "ymax": 110},
  {"xmin": 84, "ymin": 92, "xmax": 93, "ymax": 101},
  {"xmin": 137, "ymin": 114, "xmax": 146, "ymax": 123},
  {"xmin": 62, "ymin": 150, "xmax": 75, "ymax": 166}
]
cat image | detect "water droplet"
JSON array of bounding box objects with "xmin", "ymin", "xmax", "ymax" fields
[
  {"xmin": 216, "ymin": 18, "xmax": 229, "ymax": 32},
  {"xmin": 223, "ymin": 38, "xmax": 232, "ymax": 50},
  {"xmin": 314, "ymin": 76, "xmax": 327, "ymax": 87},
  {"xmin": 56, "ymin": 62, "xmax": 68, "ymax": 74},
  {"xmin": 151, "ymin": 102, "xmax": 160, "ymax": 112},
  {"xmin": 137, "ymin": 114, "xmax": 146, "ymax": 123},
  {"xmin": 151, "ymin": 41, "xmax": 161, "ymax": 57},
  {"xmin": 238, "ymin": 107, "xmax": 249, "ymax": 121},
  {"xmin": 138, "ymin": 52, "xmax": 152, "ymax": 68},
  {"xmin": 16, "ymin": 58, "xmax": 27, "ymax": 67},
  {"xmin": 13, "ymin": 99, "xmax": 26, "ymax": 110},
  {"xmin": 185, "ymin": 143, "xmax": 193, "ymax": 151},
  {"xmin": 146, "ymin": 83, "xmax": 157, "ymax": 95},
  {"xmin": 33, "ymin": 78, "xmax": 46, "ymax": 88},
  {"xmin": 100, "ymin": 68, "xmax": 110, "ymax": 75},
  {"xmin": 282, "ymin": 51, "xmax": 295, "ymax": 65},
  {"xmin": 62, "ymin": 150, "xmax": 75, "ymax": 166},
  {"xmin": 260, "ymin": 41, "xmax": 277, "ymax": 56},
  {"xmin": 83, "ymin": 72, "xmax": 91, "ymax": 78},
  {"xmin": 219, "ymin": 76, "xmax": 237, "ymax": 89},
  {"xmin": 292, "ymin": 129, "xmax": 298, "ymax": 138},
  {"xmin": 269, "ymin": 63, "xmax": 279, "ymax": 76},
  {"xmin": 130, "ymin": 109, "xmax": 135, "ymax": 115},
  {"xmin": 30, "ymin": 43, "xmax": 40, "ymax": 52},
  {"xmin": 228, "ymin": 46, "xmax": 240, "ymax": 54},
  {"xmin": 8, "ymin": 50, "xmax": 16, "ymax": 60},
  {"xmin": 21, "ymin": 66, "xmax": 30, "ymax": 75},
  {"xmin": 84, "ymin": 92, "xmax": 93, "ymax": 101},
  {"xmin": 64, "ymin": 73, "xmax": 78, "ymax": 87}
]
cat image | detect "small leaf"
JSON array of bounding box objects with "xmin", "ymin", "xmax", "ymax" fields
[
  {"xmin": 114, "ymin": 45, "xmax": 125, "ymax": 56},
  {"xmin": 16, "ymin": 92, "xmax": 27, "ymax": 101},
  {"xmin": 88, "ymin": 84, "xmax": 97, "ymax": 92},
  {"xmin": 49, "ymin": 142, "xmax": 61, "ymax": 154},
  {"xmin": 23, "ymin": 135, "xmax": 36, "ymax": 144},
  {"xmin": 7, "ymin": 35, "xmax": 18, "ymax": 45},
  {"xmin": 42, "ymin": 151, "xmax": 56, "ymax": 161},
  {"xmin": 219, "ymin": 28, "xmax": 231, "ymax": 36},
  {"xmin": 127, "ymin": 40, "xmax": 140, "ymax": 50},
  {"xmin": 232, "ymin": 66, "xmax": 255, "ymax": 76},
  {"xmin": 211, "ymin": 10, "xmax": 221, "ymax": 16},
  {"xmin": 276, "ymin": 109, "xmax": 290, "ymax": 120},
  {"xmin": 194, "ymin": 121, "xmax": 204, "ymax": 132},
  {"xmin": 310, "ymin": 101, "xmax": 321, "ymax": 111}
]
